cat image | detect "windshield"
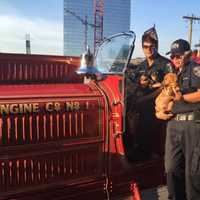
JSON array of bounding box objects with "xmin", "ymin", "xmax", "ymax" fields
[{"xmin": 95, "ymin": 32, "xmax": 135, "ymax": 74}]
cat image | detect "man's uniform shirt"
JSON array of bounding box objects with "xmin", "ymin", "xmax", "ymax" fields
[
  {"xmin": 126, "ymin": 53, "xmax": 173, "ymax": 101},
  {"xmin": 135, "ymin": 53, "xmax": 173, "ymax": 84}
]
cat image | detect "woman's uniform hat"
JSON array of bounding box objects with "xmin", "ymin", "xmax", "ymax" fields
[{"xmin": 166, "ymin": 39, "xmax": 191, "ymax": 55}]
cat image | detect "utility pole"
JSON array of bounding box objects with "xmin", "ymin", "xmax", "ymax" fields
[
  {"xmin": 25, "ymin": 33, "xmax": 31, "ymax": 54},
  {"xmin": 183, "ymin": 15, "xmax": 200, "ymax": 46}
]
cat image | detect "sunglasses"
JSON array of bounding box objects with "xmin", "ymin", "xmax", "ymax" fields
[
  {"xmin": 143, "ymin": 45, "xmax": 155, "ymax": 49},
  {"xmin": 170, "ymin": 54, "xmax": 183, "ymax": 59}
]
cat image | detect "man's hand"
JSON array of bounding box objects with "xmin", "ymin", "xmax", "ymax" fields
[
  {"xmin": 173, "ymin": 87, "xmax": 183, "ymax": 101},
  {"xmin": 155, "ymin": 98, "xmax": 174, "ymax": 120},
  {"xmin": 139, "ymin": 74, "xmax": 149, "ymax": 88}
]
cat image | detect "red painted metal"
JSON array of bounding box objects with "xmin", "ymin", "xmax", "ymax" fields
[
  {"xmin": 0, "ymin": 53, "xmax": 106, "ymax": 200},
  {"xmin": 0, "ymin": 53, "xmax": 80, "ymax": 83},
  {"xmin": 0, "ymin": 53, "xmax": 167, "ymax": 200},
  {"xmin": 131, "ymin": 183, "xmax": 142, "ymax": 200},
  {"xmin": 194, "ymin": 57, "xmax": 200, "ymax": 64},
  {"xmin": 0, "ymin": 84, "xmax": 98, "ymax": 98},
  {"xmin": 0, "ymin": 65, "xmax": 109, "ymax": 199},
  {"xmin": 97, "ymin": 75, "xmax": 124, "ymax": 154}
]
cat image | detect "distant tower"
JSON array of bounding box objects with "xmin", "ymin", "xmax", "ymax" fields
[
  {"xmin": 93, "ymin": 0, "xmax": 104, "ymax": 53},
  {"xmin": 26, "ymin": 34, "xmax": 31, "ymax": 54}
]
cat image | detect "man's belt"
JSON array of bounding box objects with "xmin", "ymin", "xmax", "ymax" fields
[{"xmin": 174, "ymin": 113, "xmax": 195, "ymax": 121}]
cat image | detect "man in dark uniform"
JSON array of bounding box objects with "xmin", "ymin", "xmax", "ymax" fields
[
  {"xmin": 165, "ymin": 39, "xmax": 200, "ymax": 200},
  {"xmin": 125, "ymin": 27, "xmax": 172, "ymax": 159},
  {"xmin": 126, "ymin": 27, "xmax": 173, "ymax": 95},
  {"xmin": 137, "ymin": 26, "xmax": 173, "ymax": 85}
]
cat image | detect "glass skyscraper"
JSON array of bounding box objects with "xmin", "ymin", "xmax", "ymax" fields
[{"xmin": 64, "ymin": 0, "xmax": 130, "ymax": 56}]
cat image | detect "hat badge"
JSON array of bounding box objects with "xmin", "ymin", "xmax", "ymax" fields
[{"xmin": 171, "ymin": 43, "xmax": 179, "ymax": 49}]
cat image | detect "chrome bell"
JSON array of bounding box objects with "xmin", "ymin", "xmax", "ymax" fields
[
  {"xmin": 77, "ymin": 46, "xmax": 104, "ymax": 81},
  {"xmin": 77, "ymin": 46, "xmax": 97, "ymax": 74}
]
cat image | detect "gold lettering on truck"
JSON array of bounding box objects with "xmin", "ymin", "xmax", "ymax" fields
[
  {"xmin": 66, "ymin": 102, "xmax": 80, "ymax": 111},
  {"xmin": 0, "ymin": 104, "xmax": 9, "ymax": 114},
  {"xmin": 45, "ymin": 102, "xmax": 54, "ymax": 112},
  {"xmin": 54, "ymin": 102, "xmax": 61, "ymax": 111},
  {"xmin": 32, "ymin": 103, "xmax": 40, "ymax": 113},
  {"xmin": 0, "ymin": 103, "xmax": 40, "ymax": 114},
  {"xmin": 10, "ymin": 104, "xmax": 19, "ymax": 113},
  {"xmin": 23, "ymin": 104, "xmax": 33, "ymax": 113},
  {"xmin": 45, "ymin": 102, "xmax": 61, "ymax": 112},
  {"xmin": 0, "ymin": 101, "xmax": 83, "ymax": 115},
  {"xmin": 10, "ymin": 103, "xmax": 33, "ymax": 114}
]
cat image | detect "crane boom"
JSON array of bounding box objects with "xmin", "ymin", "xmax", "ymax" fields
[
  {"xmin": 65, "ymin": 8, "xmax": 97, "ymax": 51},
  {"xmin": 93, "ymin": 0, "xmax": 104, "ymax": 53},
  {"xmin": 64, "ymin": 0, "xmax": 104, "ymax": 53},
  {"xmin": 65, "ymin": 9, "xmax": 95, "ymax": 27}
]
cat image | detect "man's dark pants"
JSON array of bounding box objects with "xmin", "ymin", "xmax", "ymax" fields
[{"xmin": 165, "ymin": 119, "xmax": 200, "ymax": 200}]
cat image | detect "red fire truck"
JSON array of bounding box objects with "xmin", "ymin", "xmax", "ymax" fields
[{"xmin": 0, "ymin": 32, "xmax": 167, "ymax": 200}]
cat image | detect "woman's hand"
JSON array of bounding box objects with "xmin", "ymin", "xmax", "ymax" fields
[{"xmin": 173, "ymin": 87, "xmax": 183, "ymax": 101}]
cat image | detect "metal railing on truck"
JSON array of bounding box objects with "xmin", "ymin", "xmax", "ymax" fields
[{"xmin": 0, "ymin": 53, "xmax": 81, "ymax": 83}]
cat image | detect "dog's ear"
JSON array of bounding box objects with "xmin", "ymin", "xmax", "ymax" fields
[
  {"xmin": 171, "ymin": 73, "xmax": 177, "ymax": 82},
  {"xmin": 163, "ymin": 73, "xmax": 177, "ymax": 87},
  {"xmin": 163, "ymin": 75, "xmax": 170, "ymax": 86}
]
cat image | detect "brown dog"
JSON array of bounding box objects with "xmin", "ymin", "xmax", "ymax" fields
[{"xmin": 155, "ymin": 73, "xmax": 180, "ymax": 120}]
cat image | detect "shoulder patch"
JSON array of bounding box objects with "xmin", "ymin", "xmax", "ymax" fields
[
  {"xmin": 193, "ymin": 66, "xmax": 200, "ymax": 77},
  {"xmin": 166, "ymin": 62, "xmax": 173, "ymax": 72},
  {"xmin": 166, "ymin": 62, "xmax": 172, "ymax": 67}
]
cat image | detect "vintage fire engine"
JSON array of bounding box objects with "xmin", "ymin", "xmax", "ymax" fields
[{"xmin": 0, "ymin": 32, "xmax": 167, "ymax": 200}]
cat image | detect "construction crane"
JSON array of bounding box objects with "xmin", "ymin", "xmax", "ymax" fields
[
  {"xmin": 93, "ymin": 0, "xmax": 104, "ymax": 53},
  {"xmin": 65, "ymin": 8, "xmax": 95, "ymax": 51},
  {"xmin": 64, "ymin": 0, "xmax": 104, "ymax": 53}
]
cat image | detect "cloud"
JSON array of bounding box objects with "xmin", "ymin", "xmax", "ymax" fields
[{"xmin": 0, "ymin": 15, "xmax": 63, "ymax": 55}]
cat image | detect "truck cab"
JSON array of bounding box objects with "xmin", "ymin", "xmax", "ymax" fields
[{"xmin": 0, "ymin": 32, "xmax": 166, "ymax": 200}]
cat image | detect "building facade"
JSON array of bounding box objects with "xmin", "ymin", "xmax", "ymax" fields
[{"xmin": 64, "ymin": 0, "xmax": 130, "ymax": 56}]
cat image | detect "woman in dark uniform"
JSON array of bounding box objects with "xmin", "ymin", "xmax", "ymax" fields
[{"xmin": 165, "ymin": 39, "xmax": 200, "ymax": 200}]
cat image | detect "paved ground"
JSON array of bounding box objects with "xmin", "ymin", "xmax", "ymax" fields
[
  {"xmin": 141, "ymin": 185, "xmax": 168, "ymax": 200},
  {"xmin": 115, "ymin": 185, "xmax": 168, "ymax": 200}
]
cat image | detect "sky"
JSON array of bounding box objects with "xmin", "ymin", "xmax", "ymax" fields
[
  {"xmin": 0, "ymin": 0, "xmax": 63, "ymax": 55},
  {"xmin": 0, "ymin": 0, "xmax": 200, "ymax": 57}
]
